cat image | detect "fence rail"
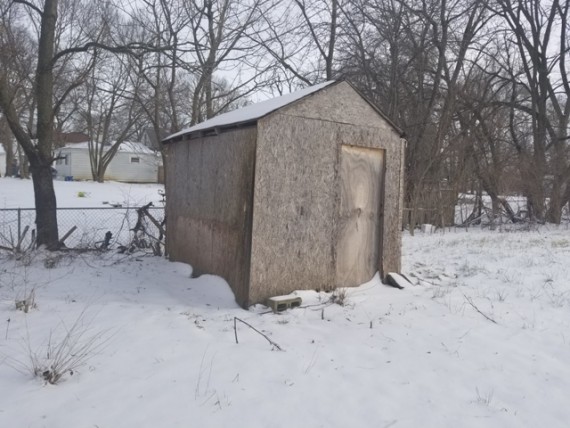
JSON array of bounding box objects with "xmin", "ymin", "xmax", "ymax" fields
[{"xmin": 0, "ymin": 206, "xmax": 165, "ymax": 250}]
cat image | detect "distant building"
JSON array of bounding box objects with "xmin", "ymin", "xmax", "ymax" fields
[
  {"xmin": 54, "ymin": 132, "xmax": 91, "ymax": 148},
  {"xmin": 54, "ymin": 141, "xmax": 161, "ymax": 183},
  {"xmin": 0, "ymin": 145, "xmax": 5, "ymax": 176}
]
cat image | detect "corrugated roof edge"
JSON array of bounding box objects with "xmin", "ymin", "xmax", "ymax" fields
[{"xmin": 162, "ymin": 79, "xmax": 404, "ymax": 143}]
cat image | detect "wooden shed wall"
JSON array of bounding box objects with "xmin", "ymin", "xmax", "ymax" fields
[
  {"xmin": 250, "ymin": 116, "xmax": 338, "ymax": 304},
  {"xmin": 165, "ymin": 127, "xmax": 257, "ymax": 307},
  {"xmin": 248, "ymin": 82, "xmax": 404, "ymax": 305},
  {"xmin": 279, "ymin": 82, "xmax": 404, "ymax": 278}
]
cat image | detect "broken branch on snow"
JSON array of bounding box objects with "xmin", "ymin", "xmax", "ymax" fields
[{"xmin": 233, "ymin": 317, "xmax": 283, "ymax": 351}]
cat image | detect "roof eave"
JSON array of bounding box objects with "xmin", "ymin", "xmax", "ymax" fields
[
  {"xmin": 162, "ymin": 81, "xmax": 342, "ymax": 145},
  {"xmin": 162, "ymin": 119, "xmax": 258, "ymax": 144}
]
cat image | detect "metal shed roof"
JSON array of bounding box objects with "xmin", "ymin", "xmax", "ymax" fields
[
  {"xmin": 164, "ymin": 81, "xmax": 335, "ymax": 143},
  {"xmin": 163, "ymin": 80, "xmax": 404, "ymax": 143}
]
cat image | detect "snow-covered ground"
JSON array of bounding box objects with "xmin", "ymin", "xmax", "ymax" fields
[
  {"xmin": 0, "ymin": 177, "xmax": 164, "ymax": 208},
  {"xmin": 0, "ymin": 178, "xmax": 165, "ymax": 249},
  {"xmin": 1, "ymin": 179, "xmax": 570, "ymax": 427}
]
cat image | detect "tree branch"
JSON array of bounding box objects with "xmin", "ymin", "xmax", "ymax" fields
[
  {"xmin": 52, "ymin": 41, "xmax": 173, "ymax": 66},
  {"xmin": 233, "ymin": 317, "xmax": 283, "ymax": 351},
  {"xmin": 13, "ymin": 0, "xmax": 42, "ymax": 16},
  {"xmin": 463, "ymin": 293, "xmax": 497, "ymax": 324}
]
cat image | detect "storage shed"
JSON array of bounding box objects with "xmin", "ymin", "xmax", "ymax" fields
[
  {"xmin": 163, "ymin": 80, "xmax": 406, "ymax": 307},
  {"xmin": 54, "ymin": 141, "xmax": 161, "ymax": 183}
]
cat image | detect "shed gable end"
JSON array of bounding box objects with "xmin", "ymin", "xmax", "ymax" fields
[{"xmin": 272, "ymin": 81, "xmax": 400, "ymax": 135}]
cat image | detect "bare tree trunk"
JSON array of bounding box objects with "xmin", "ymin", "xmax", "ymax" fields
[
  {"xmin": 546, "ymin": 124, "xmax": 569, "ymax": 223},
  {"xmin": 0, "ymin": 0, "xmax": 60, "ymax": 247},
  {"xmin": 19, "ymin": 150, "xmax": 29, "ymax": 179},
  {"xmin": 0, "ymin": 115, "xmax": 14, "ymax": 176},
  {"xmin": 30, "ymin": 163, "xmax": 58, "ymax": 247},
  {"xmin": 30, "ymin": 0, "xmax": 59, "ymax": 247}
]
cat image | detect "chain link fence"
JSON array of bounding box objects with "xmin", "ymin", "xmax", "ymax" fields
[{"xmin": 0, "ymin": 206, "xmax": 165, "ymax": 251}]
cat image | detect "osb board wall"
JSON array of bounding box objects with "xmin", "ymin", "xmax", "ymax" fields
[
  {"xmin": 164, "ymin": 127, "xmax": 257, "ymax": 307},
  {"xmin": 249, "ymin": 116, "xmax": 338, "ymax": 304},
  {"xmin": 287, "ymin": 82, "xmax": 404, "ymax": 278},
  {"xmin": 279, "ymin": 81, "xmax": 398, "ymax": 134},
  {"xmin": 249, "ymin": 103, "xmax": 403, "ymax": 305}
]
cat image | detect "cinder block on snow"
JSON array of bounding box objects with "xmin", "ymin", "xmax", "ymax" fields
[{"xmin": 266, "ymin": 295, "xmax": 302, "ymax": 312}]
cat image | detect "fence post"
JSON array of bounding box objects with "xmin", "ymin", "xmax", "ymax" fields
[{"xmin": 17, "ymin": 208, "xmax": 21, "ymax": 244}]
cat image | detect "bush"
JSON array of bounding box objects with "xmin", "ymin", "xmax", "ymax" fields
[{"xmin": 6, "ymin": 310, "xmax": 110, "ymax": 384}]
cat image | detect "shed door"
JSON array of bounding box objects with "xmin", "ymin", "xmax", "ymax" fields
[{"xmin": 336, "ymin": 145, "xmax": 384, "ymax": 287}]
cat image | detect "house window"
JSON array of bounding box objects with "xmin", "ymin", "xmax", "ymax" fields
[
  {"xmin": 56, "ymin": 155, "xmax": 69, "ymax": 165},
  {"xmin": 130, "ymin": 156, "xmax": 141, "ymax": 164}
]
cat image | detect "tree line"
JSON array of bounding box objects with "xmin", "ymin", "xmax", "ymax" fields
[{"xmin": 0, "ymin": 0, "xmax": 568, "ymax": 248}]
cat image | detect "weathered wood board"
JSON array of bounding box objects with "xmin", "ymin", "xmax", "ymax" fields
[
  {"xmin": 335, "ymin": 145, "xmax": 384, "ymax": 287},
  {"xmin": 165, "ymin": 127, "xmax": 257, "ymax": 307}
]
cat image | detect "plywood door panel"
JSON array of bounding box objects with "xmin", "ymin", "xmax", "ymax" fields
[{"xmin": 336, "ymin": 145, "xmax": 384, "ymax": 287}]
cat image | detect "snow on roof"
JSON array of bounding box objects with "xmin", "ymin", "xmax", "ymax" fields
[
  {"xmin": 165, "ymin": 80, "xmax": 336, "ymax": 142},
  {"xmin": 118, "ymin": 141, "xmax": 156, "ymax": 154},
  {"xmin": 62, "ymin": 141, "xmax": 90, "ymax": 149},
  {"xmin": 62, "ymin": 141, "xmax": 155, "ymax": 154}
]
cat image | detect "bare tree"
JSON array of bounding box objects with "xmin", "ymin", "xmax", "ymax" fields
[
  {"xmin": 72, "ymin": 51, "xmax": 142, "ymax": 182},
  {"xmin": 128, "ymin": 0, "xmax": 191, "ymax": 141},
  {"xmin": 0, "ymin": 3, "xmax": 37, "ymax": 178},
  {"xmin": 292, "ymin": 0, "xmax": 340, "ymax": 81},
  {"xmin": 486, "ymin": 0, "xmax": 570, "ymax": 223},
  {"xmin": 338, "ymin": 0, "xmax": 489, "ymax": 229},
  {"xmin": 455, "ymin": 63, "xmax": 523, "ymax": 225},
  {"xmin": 339, "ymin": 0, "xmax": 407, "ymax": 118},
  {"xmin": 0, "ymin": 0, "xmax": 62, "ymax": 247},
  {"xmin": 255, "ymin": 0, "xmax": 344, "ymax": 88},
  {"xmin": 184, "ymin": 0, "xmax": 271, "ymax": 125},
  {"xmin": 0, "ymin": 115, "xmax": 14, "ymax": 176},
  {"xmin": 0, "ymin": 0, "xmax": 172, "ymax": 247}
]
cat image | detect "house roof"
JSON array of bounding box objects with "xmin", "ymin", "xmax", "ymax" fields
[
  {"xmin": 60, "ymin": 141, "xmax": 156, "ymax": 154},
  {"xmin": 55, "ymin": 132, "xmax": 90, "ymax": 144},
  {"xmin": 163, "ymin": 80, "xmax": 404, "ymax": 143}
]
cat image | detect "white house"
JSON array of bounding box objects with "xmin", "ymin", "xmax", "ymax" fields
[{"xmin": 54, "ymin": 141, "xmax": 161, "ymax": 183}]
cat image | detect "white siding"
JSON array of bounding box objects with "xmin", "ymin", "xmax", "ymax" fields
[
  {"xmin": 0, "ymin": 153, "xmax": 6, "ymax": 176},
  {"xmin": 106, "ymin": 152, "xmax": 159, "ymax": 183},
  {"xmin": 54, "ymin": 147, "xmax": 159, "ymax": 183},
  {"xmin": 54, "ymin": 148, "xmax": 92, "ymax": 180}
]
